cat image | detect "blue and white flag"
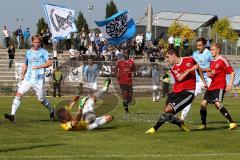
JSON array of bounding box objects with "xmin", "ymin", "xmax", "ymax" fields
[
  {"xmin": 95, "ymin": 10, "xmax": 136, "ymax": 44},
  {"xmin": 43, "ymin": 3, "xmax": 77, "ymax": 39}
]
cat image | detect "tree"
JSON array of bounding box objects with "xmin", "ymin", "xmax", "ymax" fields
[
  {"xmin": 36, "ymin": 17, "xmax": 48, "ymax": 34},
  {"xmin": 105, "ymin": 0, "xmax": 118, "ymax": 19},
  {"xmin": 75, "ymin": 11, "xmax": 89, "ymax": 33},
  {"xmin": 211, "ymin": 17, "xmax": 238, "ymax": 43},
  {"xmin": 167, "ymin": 21, "xmax": 182, "ymax": 37},
  {"xmin": 167, "ymin": 21, "xmax": 196, "ymax": 41}
]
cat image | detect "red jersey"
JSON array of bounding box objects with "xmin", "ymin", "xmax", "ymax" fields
[
  {"xmin": 208, "ymin": 55, "xmax": 234, "ymax": 90},
  {"xmin": 171, "ymin": 57, "xmax": 196, "ymax": 93},
  {"xmin": 116, "ymin": 59, "xmax": 135, "ymax": 84}
]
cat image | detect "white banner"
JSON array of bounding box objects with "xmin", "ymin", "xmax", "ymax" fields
[{"xmin": 43, "ymin": 3, "xmax": 77, "ymax": 39}]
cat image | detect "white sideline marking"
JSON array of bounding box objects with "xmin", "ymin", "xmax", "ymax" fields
[{"xmin": 0, "ymin": 153, "xmax": 240, "ymax": 158}]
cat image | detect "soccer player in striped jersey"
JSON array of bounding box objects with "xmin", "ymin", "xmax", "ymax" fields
[
  {"xmin": 198, "ymin": 43, "xmax": 237, "ymax": 130},
  {"xmin": 180, "ymin": 37, "xmax": 211, "ymax": 121},
  {"xmin": 4, "ymin": 35, "xmax": 54, "ymax": 122},
  {"xmin": 146, "ymin": 48, "xmax": 205, "ymax": 133}
]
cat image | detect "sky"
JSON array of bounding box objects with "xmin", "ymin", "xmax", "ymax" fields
[{"xmin": 0, "ymin": 0, "xmax": 240, "ymax": 34}]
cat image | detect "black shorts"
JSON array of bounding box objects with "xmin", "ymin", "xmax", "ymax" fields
[
  {"xmin": 120, "ymin": 84, "xmax": 133, "ymax": 94},
  {"xmin": 167, "ymin": 91, "xmax": 195, "ymax": 113},
  {"xmin": 204, "ymin": 89, "xmax": 225, "ymax": 104}
]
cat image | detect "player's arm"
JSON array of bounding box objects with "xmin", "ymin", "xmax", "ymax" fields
[
  {"xmin": 21, "ymin": 63, "xmax": 27, "ymax": 80},
  {"xmin": 198, "ymin": 67, "xmax": 208, "ymax": 88},
  {"xmin": 226, "ymin": 71, "xmax": 235, "ymax": 92},
  {"xmin": 71, "ymin": 108, "xmax": 82, "ymax": 128},
  {"xmin": 177, "ymin": 64, "xmax": 198, "ymax": 81},
  {"xmin": 32, "ymin": 59, "xmax": 52, "ymax": 70}
]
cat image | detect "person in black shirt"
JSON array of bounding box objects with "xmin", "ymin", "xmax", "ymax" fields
[{"xmin": 8, "ymin": 45, "xmax": 15, "ymax": 68}]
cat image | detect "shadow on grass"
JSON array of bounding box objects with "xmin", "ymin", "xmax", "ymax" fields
[{"xmin": 0, "ymin": 143, "xmax": 64, "ymax": 153}]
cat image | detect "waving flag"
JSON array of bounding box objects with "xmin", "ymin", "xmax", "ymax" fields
[
  {"xmin": 95, "ymin": 10, "xmax": 136, "ymax": 44},
  {"xmin": 43, "ymin": 3, "xmax": 77, "ymax": 39}
]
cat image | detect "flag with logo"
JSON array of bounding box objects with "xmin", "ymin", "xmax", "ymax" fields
[
  {"xmin": 43, "ymin": 3, "xmax": 77, "ymax": 39},
  {"xmin": 95, "ymin": 10, "xmax": 136, "ymax": 44}
]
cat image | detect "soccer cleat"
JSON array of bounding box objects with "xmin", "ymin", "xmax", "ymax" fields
[
  {"xmin": 229, "ymin": 123, "xmax": 238, "ymax": 130},
  {"xmin": 4, "ymin": 114, "xmax": 15, "ymax": 122},
  {"xmin": 180, "ymin": 123, "xmax": 190, "ymax": 132},
  {"xmin": 50, "ymin": 108, "xmax": 55, "ymax": 121},
  {"xmin": 197, "ymin": 124, "xmax": 207, "ymax": 130},
  {"xmin": 104, "ymin": 78, "xmax": 111, "ymax": 90},
  {"xmin": 145, "ymin": 127, "xmax": 156, "ymax": 134}
]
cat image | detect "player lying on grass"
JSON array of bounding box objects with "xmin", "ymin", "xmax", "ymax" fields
[
  {"xmin": 146, "ymin": 48, "xmax": 206, "ymax": 134},
  {"xmin": 56, "ymin": 78, "xmax": 114, "ymax": 131}
]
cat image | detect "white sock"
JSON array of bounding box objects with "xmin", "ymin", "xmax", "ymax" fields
[
  {"xmin": 11, "ymin": 96, "xmax": 21, "ymax": 115},
  {"xmin": 87, "ymin": 117, "xmax": 106, "ymax": 130},
  {"xmin": 41, "ymin": 99, "xmax": 53, "ymax": 113},
  {"xmin": 181, "ymin": 103, "xmax": 192, "ymax": 120}
]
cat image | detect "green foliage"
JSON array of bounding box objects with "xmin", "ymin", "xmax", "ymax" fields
[
  {"xmin": 75, "ymin": 11, "xmax": 89, "ymax": 33},
  {"xmin": 167, "ymin": 21, "xmax": 196, "ymax": 41},
  {"xmin": 105, "ymin": 0, "xmax": 118, "ymax": 19},
  {"xmin": 211, "ymin": 17, "xmax": 238, "ymax": 43},
  {"xmin": 36, "ymin": 17, "xmax": 48, "ymax": 34}
]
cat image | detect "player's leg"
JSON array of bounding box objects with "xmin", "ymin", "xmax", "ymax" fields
[
  {"xmin": 152, "ymin": 85, "xmax": 157, "ymax": 102},
  {"xmin": 87, "ymin": 115, "xmax": 114, "ymax": 130},
  {"xmin": 34, "ymin": 84, "xmax": 55, "ymax": 120},
  {"xmin": 146, "ymin": 91, "xmax": 194, "ymax": 133},
  {"xmin": 93, "ymin": 78, "xmax": 111, "ymax": 99},
  {"xmin": 4, "ymin": 81, "xmax": 31, "ymax": 122},
  {"xmin": 213, "ymin": 90, "xmax": 237, "ymax": 130},
  {"xmin": 180, "ymin": 103, "xmax": 191, "ymax": 121},
  {"xmin": 53, "ymin": 82, "xmax": 57, "ymax": 97}
]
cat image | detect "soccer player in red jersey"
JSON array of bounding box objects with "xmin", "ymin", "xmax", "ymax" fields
[
  {"xmin": 198, "ymin": 43, "xmax": 237, "ymax": 130},
  {"xmin": 115, "ymin": 49, "xmax": 135, "ymax": 114},
  {"xmin": 146, "ymin": 48, "xmax": 204, "ymax": 133}
]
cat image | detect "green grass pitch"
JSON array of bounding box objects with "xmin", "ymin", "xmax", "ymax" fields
[{"xmin": 0, "ymin": 96, "xmax": 239, "ymax": 160}]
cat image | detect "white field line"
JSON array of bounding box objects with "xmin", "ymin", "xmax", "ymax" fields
[{"xmin": 0, "ymin": 153, "xmax": 240, "ymax": 159}]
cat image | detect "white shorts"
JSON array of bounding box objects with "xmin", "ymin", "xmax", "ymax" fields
[
  {"xmin": 85, "ymin": 82, "xmax": 97, "ymax": 91},
  {"xmin": 195, "ymin": 77, "xmax": 212, "ymax": 96},
  {"xmin": 18, "ymin": 80, "xmax": 45, "ymax": 100}
]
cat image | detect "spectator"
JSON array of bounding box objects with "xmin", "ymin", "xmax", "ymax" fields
[
  {"xmin": 23, "ymin": 28, "xmax": 30, "ymax": 49},
  {"xmin": 53, "ymin": 67, "xmax": 63, "ymax": 97},
  {"xmin": 16, "ymin": 26, "xmax": 23, "ymax": 49},
  {"xmin": 174, "ymin": 36, "xmax": 181, "ymax": 52},
  {"xmin": 69, "ymin": 47, "xmax": 79, "ymax": 67},
  {"xmin": 168, "ymin": 35, "xmax": 174, "ymax": 48},
  {"xmin": 2, "ymin": 25, "xmax": 10, "ymax": 48},
  {"xmin": 8, "ymin": 45, "xmax": 15, "ymax": 68},
  {"xmin": 66, "ymin": 33, "xmax": 71, "ymax": 50},
  {"xmin": 183, "ymin": 37, "xmax": 189, "ymax": 56},
  {"xmin": 42, "ymin": 28, "xmax": 51, "ymax": 49}
]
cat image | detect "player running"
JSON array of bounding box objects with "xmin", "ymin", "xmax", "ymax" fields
[
  {"xmin": 4, "ymin": 35, "xmax": 54, "ymax": 122},
  {"xmin": 198, "ymin": 43, "xmax": 237, "ymax": 130},
  {"xmin": 115, "ymin": 49, "xmax": 135, "ymax": 114},
  {"xmin": 146, "ymin": 48, "xmax": 204, "ymax": 133}
]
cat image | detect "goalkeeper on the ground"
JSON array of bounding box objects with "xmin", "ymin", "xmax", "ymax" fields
[{"xmin": 56, "ymin": 78, "xmax": 114, "ymax": 131}]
